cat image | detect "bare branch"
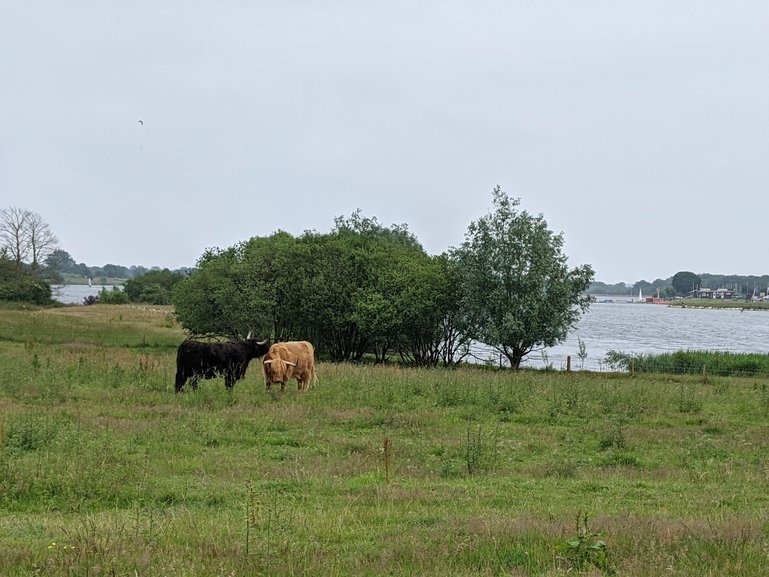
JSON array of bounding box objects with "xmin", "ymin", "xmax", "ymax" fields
[
  {"xmin": 26, "ymin": 210, "xmax": 59, "ymax": 279},
  {"xmin": 0, "ymin": 206, "xmax": 31, "ymax": 274}
]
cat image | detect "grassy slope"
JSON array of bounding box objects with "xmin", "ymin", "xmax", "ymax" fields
[{"xmin": 1, "ymin": 305, "xmax": 769, "ymax": 576}]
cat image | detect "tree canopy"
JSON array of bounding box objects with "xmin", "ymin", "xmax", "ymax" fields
[
  {"xmin": 671, "ymin": 271, "xmax": 702, "ymax": 295},
  {"xmin": 451, "ymin": 187, "xmax": 594, "ymax": 369}
]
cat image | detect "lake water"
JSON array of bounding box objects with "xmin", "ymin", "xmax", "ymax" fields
[
  {"xmin": 52, "ymin": 284, "xmax": 122, "ymax": 304},
  {"xmin": 513, "ymin": 298, "xmax": 769, "ymax": 371}
]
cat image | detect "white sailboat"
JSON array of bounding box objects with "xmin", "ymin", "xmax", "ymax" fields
[
  {"xmin": 638, "ymin": 288, "xmax": 642, "ymax": 302},
  {"xmin": 88, "ymin": 278, "xmax": 92, "ymax": 287}
]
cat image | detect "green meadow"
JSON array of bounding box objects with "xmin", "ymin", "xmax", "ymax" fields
[{"xmin": 2, "ymin": 305, "xmax": 769, "ymax": 576}]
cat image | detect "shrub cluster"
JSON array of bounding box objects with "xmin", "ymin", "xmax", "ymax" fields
[
  {"xmin": 0, "ymin": 258, "xmax": 54, "ymax": 305},
  {"xmin": 172, "ymin": 215, "xmax": 468, "ymax": 366}
]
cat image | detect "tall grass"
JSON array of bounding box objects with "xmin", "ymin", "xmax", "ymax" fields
[
  {"xmin": 1, "ymin": 305, "xmax": 769, "ymax": 575},
  {"xmin": 606, "ymin": 349, "xmax": 769, "ymax": 377}
]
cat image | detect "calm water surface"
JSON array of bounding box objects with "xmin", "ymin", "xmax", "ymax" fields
[
  {"xmin": 52, "ymin": 284, "xmax": 121, "ymax": 304},
  {"xmin": 521, "ymin": 299, "xmax": 769, "ymax": 370}
]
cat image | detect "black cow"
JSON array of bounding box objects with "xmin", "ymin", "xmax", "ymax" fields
[{"xmin": 174, "ymin": 336, "xmax": 271, "ymax": 393}]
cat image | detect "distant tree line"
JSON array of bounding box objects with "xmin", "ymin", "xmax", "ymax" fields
[
  {"xmin": 589, "ymin": 272, "xmax": 769, "ymax": 299},
  {"xmin": 0, "ymin": 205, "xmax": 191, "ymax": 306},
  {"xmin": 90, "ymin": 269, "xmax": 187, "ymax": 305},
  {"xmin": 44, "ymin": 248, "xmax": 192, "ymax": 285}
]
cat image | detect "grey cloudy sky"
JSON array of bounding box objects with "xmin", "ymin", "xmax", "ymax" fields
[{"xmin": 3, "ymin": 2, "xmax": 768, "ymax": 284}]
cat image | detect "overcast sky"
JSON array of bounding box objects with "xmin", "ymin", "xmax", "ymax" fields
[{"xmin": 3, "ymin": 2, "xmax": 768, "ymax": 284}]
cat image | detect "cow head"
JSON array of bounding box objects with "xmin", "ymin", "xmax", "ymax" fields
[
  {"xmin": 244, "ymin": 335, "xmax": 271, "ymax": 358},
  {"xmin": 263, "ymin": 358, "xmax": 296, "ymax": 385}
]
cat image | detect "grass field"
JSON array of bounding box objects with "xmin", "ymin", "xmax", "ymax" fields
[{"xmin": 2, "ymin": 305, "xmax": 769, "ymax": 575}]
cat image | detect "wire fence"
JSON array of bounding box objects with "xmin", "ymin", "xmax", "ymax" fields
[{"xmin": 464, "ymin": 342, "xmax": 769, "ymax": 377}]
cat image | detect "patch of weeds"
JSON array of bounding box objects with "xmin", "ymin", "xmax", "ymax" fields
[
  {"xmin": 245, "ymin": 479, "xmax": 303, "ymax": 568},
  {"xmin": 597, "ymin": 449, "xmax": 640, "ymax": 468},
  {"xmin": 439, "ymin": 459, "xmax": 460, "ymax": 479},
  {"xmin": 109, "ymin": 364, "xmax": 127, "ymax": 388},
  {"xmin": 677, "ymin": 382, "xmax": 703, "ymax": 414},
  {"xmin": 556, "ymin": 511, "xmax": 613, "ymax": 575},
  {"xmin": 6, "ymin": 413, "xmax": 60, "ymax": 453},
  {"xmin": 712, "ymin": 379, "xmax": 730, "ymax": 395},
  {"xmin": 437, "ymin": 380, "xmax": 471, "ymax": 408},
  {"xmin": 486, "ymin": 383, "xmax": 519, "ymax": 418},
  {"xmin": 598, "ymin": 417, "xmax": 626, "ymax": 451},
  {"xmin": 462, "ymin": 421, "xmax": 499, "ymax": 476},
  {"xmin": 536, "ymin": 460, "xmax": 578, "ymax": 479},
  {"xmin": 760, "ymin": 382, "xmax": 769, "ymax": 415},
  {"xmin": 547, "ymin": 378, "xmax": 583, "ymax": 417},
  {"xmin": 702, "ymin": 422, "xmax": 724, "ymax": 435}
]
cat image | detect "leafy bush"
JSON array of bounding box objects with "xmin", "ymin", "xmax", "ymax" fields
[
  {"xmin": 0, "ymin": 259, "xmax": 54, "ymax": 305},
  {"xmin": 98, "ymin": 286, "xmax": 130, "ymax": 304},
  {"xmin": 556, "ymin": 512, "xmax": 612, "ymax": 574},
  {"xmin": 123, "ymin": 269, "xmax": 183, "ymax": 305}
]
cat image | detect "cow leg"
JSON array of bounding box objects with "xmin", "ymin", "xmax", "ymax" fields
[
  {"xmin": 175, "ymin": 373, "xmax": 186, "ymax": 393},
  {"xmin": 280, "ymin": 382, "xmax": 286, "ymax": 392},
  {"xmin": 190, "ymin": 376, "xmax": 200, "ymax": 391}
]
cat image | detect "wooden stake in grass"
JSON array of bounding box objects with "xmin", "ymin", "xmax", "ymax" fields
[
  {"xmin": 383, "ymin": 436, "xmax": 392, "ymax": 484},
  {"xmin": 245, "ymin": 481, "xmax": 259, "ymax": 556}
]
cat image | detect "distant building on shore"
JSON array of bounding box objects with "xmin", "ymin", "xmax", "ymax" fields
[{"xmin": 692, "ymin": 288, "xmax": 735, "ymax": 299}]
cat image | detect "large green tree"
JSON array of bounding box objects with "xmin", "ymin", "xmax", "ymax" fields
[
  {"xmin": 671, "ymin": 271, "xmax": 701, "ymax": 295},
  {"xmin": 45, "ymin": 249, "xmax": 77, "ymax": 274},
  {"xmin": 452, "ymin": 187, "xmax": 594, "ymax": 369}
]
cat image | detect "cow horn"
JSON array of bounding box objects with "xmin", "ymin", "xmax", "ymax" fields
[
  {"xmin": 257, "ymin": 338, "xmax": 269, "ymax": 345},
  {"xmin": 264, "ymin": 360, "xmax": 273, "ymax": 364},
  {"xmin": 286, "ymin": 361, "xmax": 297, "ymax": 367},
  {"xmin": 246, "ymin": 331, "xmax": 252, "ymax": 339}
]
